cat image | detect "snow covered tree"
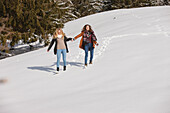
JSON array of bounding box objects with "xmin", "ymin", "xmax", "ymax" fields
[
  {"xmin": 71, "ymin": 0, "xmax": 104, "ymax": 17},
  {"xmin": 0, "ymin": 0, "xmax": 77, "ymax": 52},
  {"xmin": 55, "ymin": 0, "xmax": 78, "ymax": 24}
]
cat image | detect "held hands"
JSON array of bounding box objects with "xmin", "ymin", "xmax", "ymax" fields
[
  {"xmin": 96, "ymin": 43, "xmax": 99, "ymax": 46},
  {"xmin": 72, "ymin": 38, "xmax": 74, "ymax": 42}
]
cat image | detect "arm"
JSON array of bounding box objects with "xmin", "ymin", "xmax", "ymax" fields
[
  {"xmin": 93, "ymin": 41, "xmax": 99, "ymax": 46},
  {"xmin": 92, "ymin": 32, "xmax": 99, "ymax": 46},
  {"xmin": 47, "ymin": 39, "xmax": 55, "ymax": 51},
  {"xmin": 64, "ymin": 36, "xmax": 72, "ymax": 41},
  {"xmin": 93, "ymin": 41, "xmax": 97, "ymax": 45},
  {"xmin": 73, "ymin": 32, "xmax": 83, "ymax": 40}
]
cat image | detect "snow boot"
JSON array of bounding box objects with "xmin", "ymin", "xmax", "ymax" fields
[
  {"xmin": 89, "ymin": 61, "xmax": 92, "ymax": 64},
  {"xmin": 83, "ymin": 64, "xmax": 87, "ymax": 69},
  {"xmin": 63, "ymin": 66, "xmax": 66, "ymax": 71},
  {"xmin": 57, "ymin": 67, "xmax": 59, "ymax": 71}
]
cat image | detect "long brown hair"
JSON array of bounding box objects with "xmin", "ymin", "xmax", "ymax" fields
[
  {"xmin": 81, "ymin": 24, "xmax": 93, "ymax": 32},
  {"xmin": 53, "ymin": 28, "xmax": 65, "ymax": 39}
]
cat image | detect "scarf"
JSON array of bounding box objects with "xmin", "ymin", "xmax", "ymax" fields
[
  {"xmin": 57, "ymin": 34, "xmax": 63, "ymax": 39},
  {"xmin": 83, "ymin": 31, "xmax": 97, "ymax": 43}
]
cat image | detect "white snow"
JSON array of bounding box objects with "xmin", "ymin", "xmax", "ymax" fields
[{"xmin": 1, "ymin": 6, "xmax": 170, "ymax": 113}]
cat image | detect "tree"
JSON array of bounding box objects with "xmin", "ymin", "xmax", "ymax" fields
[
  {"xmin": 71, "ymin": 0, "xmax": 104, "ymax": 17},
  {"xmin": 0, "ymin": 0, "xmax": 77, "ymax": 52}
]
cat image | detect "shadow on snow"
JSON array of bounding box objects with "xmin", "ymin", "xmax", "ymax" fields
[{"xmin": 27, "ymin": 61, "xmax": 83, "ymax": 74}]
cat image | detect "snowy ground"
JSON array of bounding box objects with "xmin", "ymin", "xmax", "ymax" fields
[{"xmin": 0, "ymin": 6, "xmax": 170, "ymax": 113}]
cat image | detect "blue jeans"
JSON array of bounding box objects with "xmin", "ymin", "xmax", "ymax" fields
[
  {"xmin": 57, "ymin": 49, "xmax": 66, "ymax": 67},
  {"xmin": 84, "ymin": 43, "xmax": 94, "ymax": 64}
]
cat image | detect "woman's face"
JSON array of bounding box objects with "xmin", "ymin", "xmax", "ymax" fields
[
  {"xmin": 56, "ymin": 29, "xmax": 62, "ymax": 34},
  {"xmin": 57, "ymin": 29, "xmax": 62, "ymax": 34},
  {"xmin": 86, "ymin": 25, "xmax": 90, "ymax": 31}
]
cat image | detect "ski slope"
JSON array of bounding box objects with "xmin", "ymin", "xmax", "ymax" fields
[{"xmin": 0, "ymin": 6, "xmax": 170, "ymax": 113}]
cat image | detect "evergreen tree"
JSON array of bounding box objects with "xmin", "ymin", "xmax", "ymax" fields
[
  {"xmin": 71, "ymin": 0, "xmax": 103, "ymax": 17},
  {"xmin": 0, "ymin": 0, "xmax": 77, "ymax": 52}
]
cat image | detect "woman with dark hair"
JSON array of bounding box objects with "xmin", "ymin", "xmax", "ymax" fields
[{"xmin": 72, "ymin": 24, "xmax": 99, "ymax": 67}]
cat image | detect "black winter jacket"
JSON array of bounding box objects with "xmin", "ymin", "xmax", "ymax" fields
[{"xmin": 47, "ymin": 36, "xmax": 72, "ymax": 55}]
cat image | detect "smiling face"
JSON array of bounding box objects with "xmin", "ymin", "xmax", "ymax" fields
[
  {"xmin": 86, "ymin": 25, "xmax": 90, "ymax": 31},
  {"xmin": 82, "ymin": 24, "xmax": 92, "ymax": 32},
  {"xmin": 57, "ymin": 28, "xmax": 62, "ymax": 34}
]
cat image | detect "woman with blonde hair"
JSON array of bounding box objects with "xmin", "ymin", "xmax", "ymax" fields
[
  {"xmin": 47, "ymin": 28, "xmax": 72, "ymax": 71},
  {"xmin": 73, "ymin": 24, "xmax": 98, "ymax": 67}
]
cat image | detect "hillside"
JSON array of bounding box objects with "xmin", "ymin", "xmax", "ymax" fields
[{"xmin": 0, "ymin": 6, "xmax": 170, "ymax": 113}]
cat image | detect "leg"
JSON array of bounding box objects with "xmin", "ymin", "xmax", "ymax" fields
[
  {"xmin": 62, "ymin": 49, "xmax": 67, "ymax": 66},
  {"xmin": 57, "ymin": 49, "xmax": 61, "ymax": 68},
  {"xmin": 84, "ymin": 44, "xmax": 89, "ymax": 65},
  {"xmin": 90, "ymin": 43, "xmax": 94, "ymax": 63}
]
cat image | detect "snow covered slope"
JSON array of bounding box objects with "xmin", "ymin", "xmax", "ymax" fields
[{"xmin": 0, "ymin": 6, "xmax": 170, "ymax": 113}]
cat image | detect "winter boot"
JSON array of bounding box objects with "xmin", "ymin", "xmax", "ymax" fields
[
  {"xmin": 57, "ymin": 67, "xmax": 59, "ymax": 71},
  {"xmin": 89, "ymin": 61, "xmax": 92, "ymax": 64},
  {"xmin": 63, "ymin": 66, "xmax": 66, "ymax": 71}
]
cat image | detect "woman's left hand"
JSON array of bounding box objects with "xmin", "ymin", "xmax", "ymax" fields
[{"xmin": 72, "ymin": 38, "xmax": 74, "ymax": 42}]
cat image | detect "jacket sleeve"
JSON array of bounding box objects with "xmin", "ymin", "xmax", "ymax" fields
[
  {"xmin": 47, "ymin": 39, "xmax": 55, "ymax": 51},
  {"xmin": 64, "ymin": 36, "xmax": 72, "ymax": 41},
  {"xmin": 93, "ymin": 41, "xmax": 97, "ymax": 45},
  {"xmin": 74, "ymin": 32, "xmax": 83, "ymax": 40},
  {"xmin": 92, "ymin": 32, "xmax": 97, "ymax": 41}
]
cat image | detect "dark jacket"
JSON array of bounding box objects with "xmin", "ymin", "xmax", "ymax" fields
[{"xmin": 47, "ymin": 36, "xmax": 72, "ymax": 55}]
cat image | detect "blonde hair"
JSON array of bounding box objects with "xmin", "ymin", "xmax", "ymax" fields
[{"xmin": 53, "ymin": 28, "xmax": 65, "ymax": 39}]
